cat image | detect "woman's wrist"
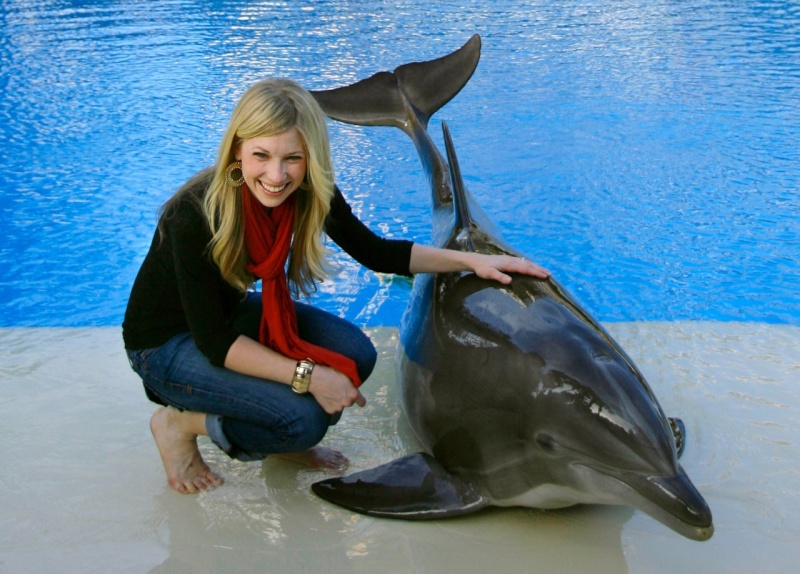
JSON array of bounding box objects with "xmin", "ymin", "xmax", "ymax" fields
[{"xmin": 409, "ymin": 244, "xmax": 473, "ymax": 275}]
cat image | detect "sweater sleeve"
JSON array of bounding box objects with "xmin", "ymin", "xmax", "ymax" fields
[
  {"xmin": 324, "ymin": 186, "xmax": 415, "ymax": 276},
  {"xmin": 166, "ymin": 202, "xmax": 242, "ymax": 367}
]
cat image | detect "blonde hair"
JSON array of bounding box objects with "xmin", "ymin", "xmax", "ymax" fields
[{"xmin": 203, "ymin": 78, "xmax": 335, "ymax": 296}]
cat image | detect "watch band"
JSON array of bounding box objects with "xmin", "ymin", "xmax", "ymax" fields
[{"xmin": 291, "ymin": 359, "xmax": 315, "ymax": 394}]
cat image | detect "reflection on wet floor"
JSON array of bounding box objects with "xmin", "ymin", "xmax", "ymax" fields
[{"xmin": 1, "ymin": 324, "xmax": 798, "ymax": 573}]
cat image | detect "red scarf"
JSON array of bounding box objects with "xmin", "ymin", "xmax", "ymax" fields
[{"xmin": 241, "ymin": 185, "xmax": 362, "ymax": 387}]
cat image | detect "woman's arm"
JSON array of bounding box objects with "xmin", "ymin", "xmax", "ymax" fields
[
  {"xmin": 325, "ymin": 187, "xmax": 414, "ymax": 276},
  {"xmin": 409, "ymin": 244, "xmax": 551, "ymax": 284},
  {"xmin": 326, "ymin": 187, "xmax": 551, "ymax": 282},
  {"xmin": 224, "ymin": 335, "xmax": 366, "ymax": 414}
]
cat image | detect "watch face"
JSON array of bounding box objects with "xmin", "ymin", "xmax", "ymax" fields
[
  {"xmin": 292, "ymin": 360, "xmax": 314, "ymax": 393},
  {"xmin": 292, "ymin": 377, "xmax": 308, "ymax": 393}
]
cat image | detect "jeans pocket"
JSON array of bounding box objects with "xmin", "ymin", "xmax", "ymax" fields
[{"xmin": 127, "ymin": 347, "xmax": 157, "ymax": 375}]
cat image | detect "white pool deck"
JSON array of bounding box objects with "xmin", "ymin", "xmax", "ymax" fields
[{"xmin": 1, "ymin": 323, "xmax": 799, "ymax": 573}]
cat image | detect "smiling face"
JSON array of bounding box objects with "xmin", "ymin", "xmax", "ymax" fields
[{"xmin": 235, "ymin": 127, "xmax": 308, "ymax": 209}]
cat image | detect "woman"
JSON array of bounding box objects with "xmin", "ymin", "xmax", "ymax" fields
[{"xmin": 123, "ymin": 78, "xmax": 550, "ymax": 494}]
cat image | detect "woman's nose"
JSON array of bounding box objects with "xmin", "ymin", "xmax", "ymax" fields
[{"xmin": 266, "ymin": 161, "xmax": 286, "ymax": 182}]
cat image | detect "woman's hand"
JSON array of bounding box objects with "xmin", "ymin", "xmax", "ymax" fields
[
  {"xmin": 225, "ymin": 337, "xmax": 366, "ymax": 414},
  {"xmin": 308, "ymin": 365, "xmax": 366, "ymax": 414},
  {"xmin": 468, "ymin": 253, "xmax": 551, "ymax": 285}
]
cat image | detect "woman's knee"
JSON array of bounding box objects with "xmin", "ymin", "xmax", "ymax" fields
[
  {"xmin": 226, "ymin": 398, "xmax": 331, "ymax": 456},
  {"xmin": 294, "ymin": 303, "xmax": 378, "ymax": 382},
  {"xmin": 356, "ymin": 336, "xmax": 378, "ymax": 382},
  {"xmin": 289, "ymin": 416, "xmax": 330, "ymax": 452},
  {"xmin": 281, "ymin": 397, "xmax": 334, "ymax": 451}
]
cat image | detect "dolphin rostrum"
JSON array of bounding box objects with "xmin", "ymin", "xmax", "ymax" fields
[{"xmin": 310, "ymin": 34, "xmax": 713, "ymax": 541}]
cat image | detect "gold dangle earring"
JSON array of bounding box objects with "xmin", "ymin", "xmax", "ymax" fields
[{"xmin": 225, "ymin": 161, "xmax": 245, "ymax": 186}]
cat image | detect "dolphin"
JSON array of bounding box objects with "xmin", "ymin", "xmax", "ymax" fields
[{"xmin": 309, "ymin": 35, "xmax": 713, "ymax": 541}]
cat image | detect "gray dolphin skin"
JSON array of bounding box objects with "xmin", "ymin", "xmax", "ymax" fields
[{"xmin": 310, "ymin": 35, "xmax": 713, "ymax": 541}]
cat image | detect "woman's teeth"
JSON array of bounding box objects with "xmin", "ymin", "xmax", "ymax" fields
[{"xmin": 260, "ymin": 181, "xmax": 287, "ymax": 194}]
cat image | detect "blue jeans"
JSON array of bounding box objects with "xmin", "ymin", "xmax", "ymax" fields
[{"xmin": 126, "ymin": 295, "xmax": 377, "ymax": 461}]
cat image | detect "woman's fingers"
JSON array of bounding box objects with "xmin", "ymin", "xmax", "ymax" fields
[
  {"xmin": 512, "ymin": 255, "xmax": 551, "ymax": 278},
  {"xmin": 354, "ymin": 389, "xmax": 366, "ymax": 408},
  {"xmin": 310, "ymin": 366, "xmax": 366, "ymax": 413},
  {"xmin": 474, "ymin": 254, "xmax": 551, "ymax": 283}
]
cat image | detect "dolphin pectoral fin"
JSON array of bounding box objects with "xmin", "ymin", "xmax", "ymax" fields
[
  {"xmin": 668, "ymin": 417, "xmax": 686, "ymax": 459},
  {"xmin": 311, "ymin": 452, "xmax": 489, "ymax": 520}
]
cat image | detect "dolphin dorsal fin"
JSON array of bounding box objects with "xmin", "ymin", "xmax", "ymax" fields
[{"xmin": 442, "ymin": 121, "xmax": 475, "ymax": 248}]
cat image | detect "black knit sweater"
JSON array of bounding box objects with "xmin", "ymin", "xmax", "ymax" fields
[{"xmin": 122, "ymin": 169, "xmax": 414, "ymax": 366}]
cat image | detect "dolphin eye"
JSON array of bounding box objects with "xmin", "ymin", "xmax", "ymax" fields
[{"xmin": 536, "ymin": 433, "xmax": 556, "ymax": 452}]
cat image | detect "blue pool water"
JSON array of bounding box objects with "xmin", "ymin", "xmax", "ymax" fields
[{"xmin": 1, "ymin": 0, "xmax": 798, "ymax": 327}]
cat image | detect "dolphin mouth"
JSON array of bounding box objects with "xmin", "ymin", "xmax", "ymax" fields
[
  {"xmin": 575, "ymin": 463, "xmax": 714, "ymax": 541},
  {"xmin": 639, "ymin": 471, "xmax": 714, "ymax": 540}
]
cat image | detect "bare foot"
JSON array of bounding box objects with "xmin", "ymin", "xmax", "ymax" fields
[
  {"xmin": 150, "ymin": 407, "xmax": 223, "ymax": 494},
  {"xmin": 276, "ymin": 445, "xmax": 349, "ymax": 471}
]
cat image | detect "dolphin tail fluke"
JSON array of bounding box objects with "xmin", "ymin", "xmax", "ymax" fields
[
  {"xmin": 311, "ymin": 452, "xmax": 489, "ymax": 520},
  {"xmin": 309, "ymin": 71, "xmax": 408, "ymax": 131},
  {"xmin": 393, "ymin": 34, "xmax": 481, "ymax": 128},
  {"xmin": 310, "ymin": 35, "xmax": 481, "ymax": 134},
  {"xmin": 311, "ymin": 35, "xmax": 481, "ymax": 208}
]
